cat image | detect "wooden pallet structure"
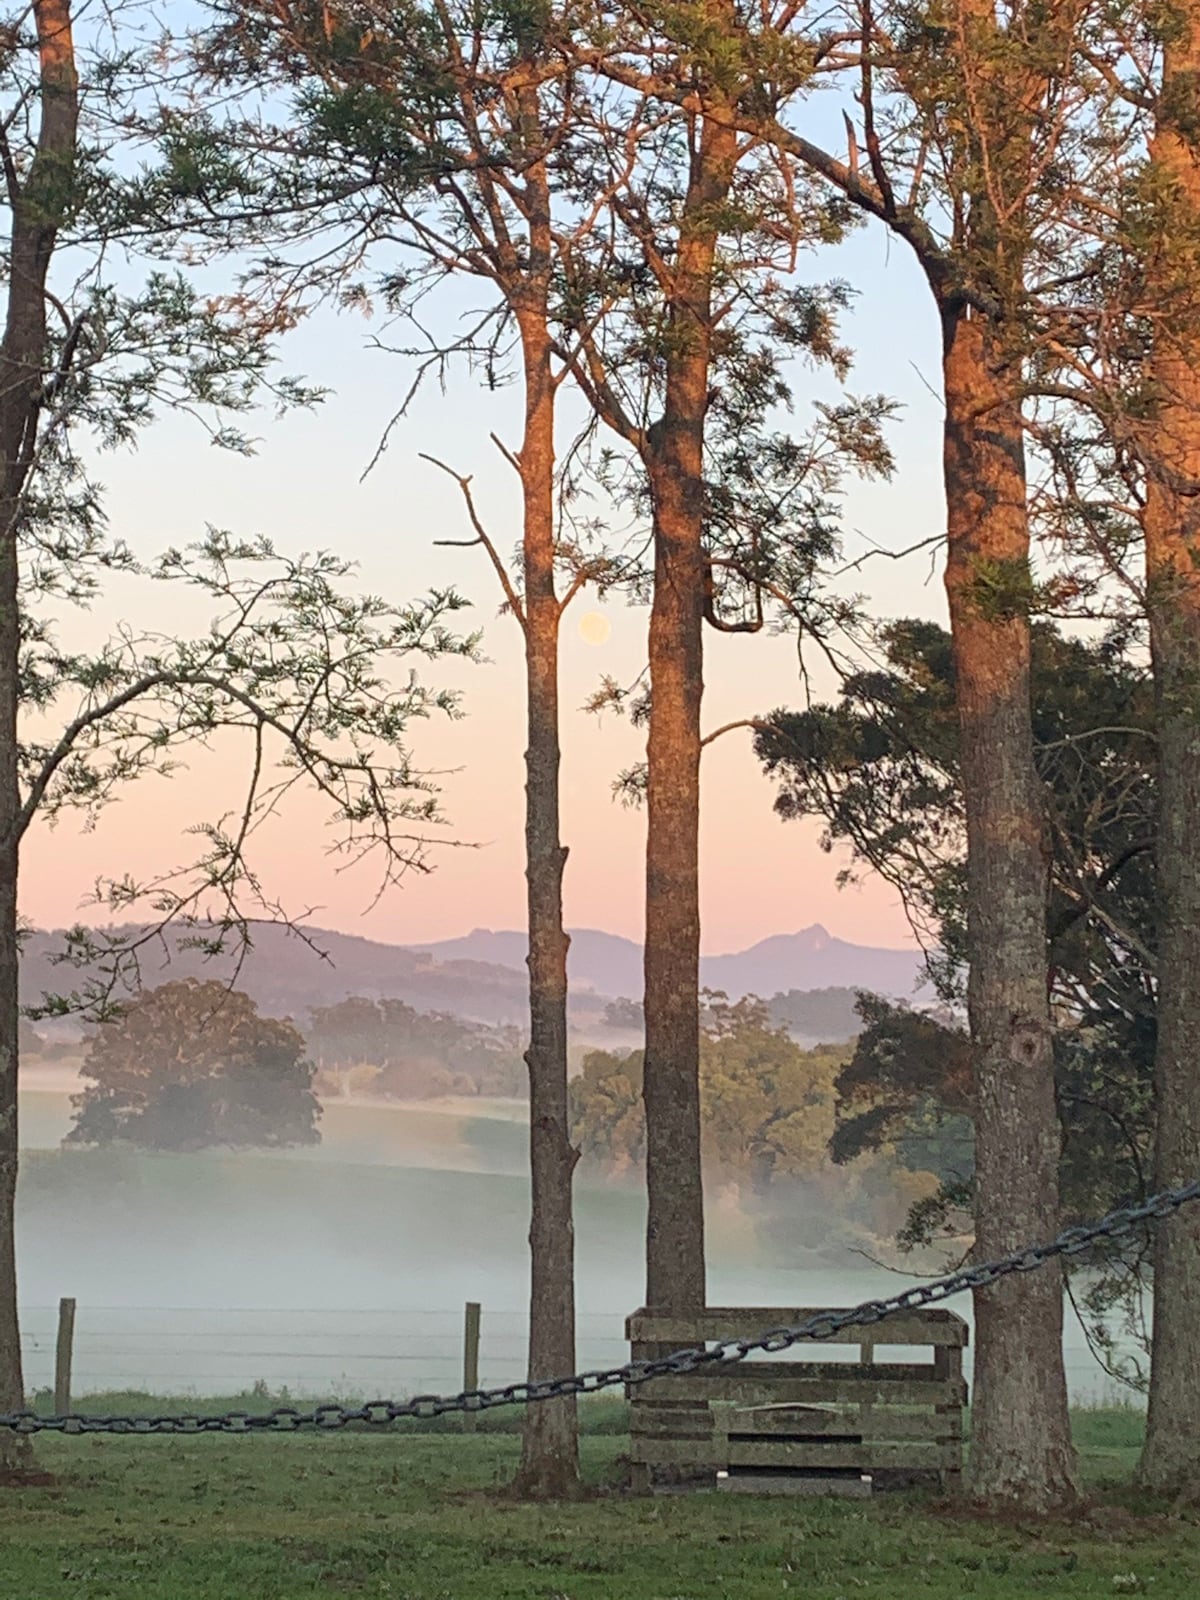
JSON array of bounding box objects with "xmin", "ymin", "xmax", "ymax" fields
[{"xmin": 625, "ymin": 1305, "xmax": 968, "ymax": 1494}]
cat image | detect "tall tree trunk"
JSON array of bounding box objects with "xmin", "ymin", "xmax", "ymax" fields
[
  {"xmin": 0, "ymin": 517, "xmax": 23, "ymax": 1476},
  {"xmin": 1137, "ymin": 18, "xmax": 1200, "ymax": 1496},
  {"xmin": 511, "ymin": 104, "xmax": 579, "ymax": 1493},
  {"xmin": 642, "ymin": 111, "xmax": 738, "ymax": 1315},
  {"xmin": 941, "ymin": 304, "xmax": 1078, "ymax": 1511},
  {"xmin": 0, "ymin": 0, "xmax": 79, "ymax": 1476}
]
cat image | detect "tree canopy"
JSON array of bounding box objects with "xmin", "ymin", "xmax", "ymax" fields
[
  {"xmin": 68, "ymin": 981, "xmax": 321, "ymax": 1152},
  {"xmin": 756, "ymin": 618, "xmax": 1158, "ymax": 1385},
  {"xmin": 305, "ymin": 996, "xmax": 524, "ymax": 1099}
]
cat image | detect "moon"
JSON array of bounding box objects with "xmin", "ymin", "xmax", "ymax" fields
[{"xmin": 578, "ymin": 611, "xmax": 612, "ymax": 647}]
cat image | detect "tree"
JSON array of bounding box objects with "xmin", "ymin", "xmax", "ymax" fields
[
  {"xmin": 767, "ymin": 987, "xmax": 865, "ymax": 1045},
  {"xmin": 647, "ymin": 0, "xmax": 1144, "ymax": 1507},
  {"xmin": 986, "ymin": 0, "xmax": 1200, "ymax": 1485},
  {"xmin": 192, "ymin": 0, "xmax": 614, "ymax": 1495},
  {"xmin": 68, "ymin": 980, "xmax": 320, "ymax": 1150},
  {"xmin": 1131, "ymin": 0, "xmax": 1200, "ymax": 1494},
  {"xmin": 305, "ymin": 996, "xmax": 524, "ymax": 1098},
  {"xmin": 570, "ymin": 992, "xmax": 841, "ymax": 1191},
  {"xmin": 0, "ymin": 0, "xmax": 473, "ymax": 1473},
  {"xmin": 563, "ymin": 4, "xmax": 891, "ymax": 1321},
  {"xmin": 755, "ymin": 618, "xmax": 1159, "ymax": 1382}
]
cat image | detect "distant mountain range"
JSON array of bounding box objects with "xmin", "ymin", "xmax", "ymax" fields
[
  {"xmin": 407, "ymin": 925, "xmax": 927, "ymax": 1004},
  {"xmin": 19, "ymin": 919, "xmax": 926, "ymax": 1035}
]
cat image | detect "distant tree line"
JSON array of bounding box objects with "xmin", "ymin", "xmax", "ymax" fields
[
  {"xmin": 571, "ymin": 993, "xmax": 933, "ymax": 1252},
  {"xmin": 600, "ymin": 987, "xmax": 866, "ymax": 1046},
  {"xmin": 304, "ymin": 997, "xmax": 525, "ymax": 1100}
]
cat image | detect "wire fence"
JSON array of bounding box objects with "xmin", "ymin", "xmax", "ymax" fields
[
  {"xmin": 17, "ymin": 1306, "xmax": 628, "ymax": 1400},
  {"xmin": 15, "ymin": 1301, "xmax": 1138, "ymax": 1407}
]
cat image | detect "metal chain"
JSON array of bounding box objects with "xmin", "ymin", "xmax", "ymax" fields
[{"xmin": 4, "ymin": 1177, "xmax": 1198, "ymax": 1435}]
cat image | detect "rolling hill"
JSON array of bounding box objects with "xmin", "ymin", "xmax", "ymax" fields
[{"xmin": 19, "ymin": 918, "xmax": 927, "ymax": 1035}]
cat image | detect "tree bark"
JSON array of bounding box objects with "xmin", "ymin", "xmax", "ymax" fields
[
  {"xmin": 0, "ymin": 537, "xmax": 22, "ymax": 1475},
  {"xmin": 641, "ymin": 110, "xmax": 739, "ymax": 1314},
  {"xmin": 941, "ymin": 304, "xmax": 1078, "ymax": 1511},
  {"xmin": 0, "ymin": 0, "xmax": 79, "ymax": 1475},
  {"xmin": 1136, "ymin": 18, "xmax": 1200, "ymax": 1497},
  {"xmin": 511, "ymin": 105, "xmax": 580, "ymax": 1496}
]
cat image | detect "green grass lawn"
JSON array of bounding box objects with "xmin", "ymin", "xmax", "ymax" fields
[{"xmin": 0, "ymin": 1409, "xmax": 1195, "ymax": 1600}]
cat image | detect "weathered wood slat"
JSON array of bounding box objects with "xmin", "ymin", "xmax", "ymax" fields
[
  {"xmin": 626, "ymin": 1308, "xmax": 969, "ymax": 1347},
  {"xmin": 631, "ymin": 1407, "xmax": 715, "ymax": 1436},
  {"xmin": 722, "ymin": 1408, "xmax": 961, "ymax": 1440},
  {"xmin": 626, "ymin": 1304, "xmax": 966, "ymax": 1486},
  {"xmin": 634, "ymin": 1360, "xmax": 943, "ymax": 1383},
  {"xmin": 725, "ymin": 1440, "xmax": 954, "ymax": 1470},
  {"xmin": 629, "ymin": 1438, "xmax": 957, "ymax": 1470},
  {"xmin": 631, "ymin": 1374, "xmax": 966, "ymax": 1407},
  {"xmin": 629, "ymin": 1438, "xmax": 722, "ymax": 1468}
]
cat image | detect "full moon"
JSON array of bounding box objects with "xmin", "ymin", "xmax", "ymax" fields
[{"xmin": 578, "ymin": 611, "xmax": 612, "ymax": 646}]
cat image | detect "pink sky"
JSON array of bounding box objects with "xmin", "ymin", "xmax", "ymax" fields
[
  {"xmin": 20, "ymin": 229, "xmax": 945, "ymax": 956},
  {"xmin": 20, "ymin": 608, "xmax": 918, "ymax": 953}
]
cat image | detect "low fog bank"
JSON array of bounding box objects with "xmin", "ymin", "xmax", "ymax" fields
[{"xmin": 15, "ymin": 1089, "xmax": 1131, "ymax": 1408}]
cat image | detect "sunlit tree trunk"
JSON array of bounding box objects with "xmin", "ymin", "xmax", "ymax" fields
[
  {"xmin": 941, "ymin": 304, "xmax": 1077, "ymax": 1511},
  {"xmin": 641, "ymin": 110, "xmax": 739, "ymax": 1314},
  {"xmin": 513, "ymin": 312, "xmax": 580, "ymax": 1497},
  {"xmin": 0, "ymin": 0, "xmax": 80, "ymax": 1472},
  {"xmin": 512, "ymin": 93, "xmax": 580, "ymax": 1496},
  {"xmin": 1136, "ymin": 15, "xmax": 1200, "ymax": 1496}
]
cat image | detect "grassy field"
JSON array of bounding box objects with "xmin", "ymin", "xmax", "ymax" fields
[{"xmin": 0, "ymin": 1409, "xmax": 1196, "ymax": 1600}]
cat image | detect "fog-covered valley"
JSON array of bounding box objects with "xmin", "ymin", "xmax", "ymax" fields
[{"xmin": 16, "ymin": 1080, "xmax": 1133, "ymax": 1408}]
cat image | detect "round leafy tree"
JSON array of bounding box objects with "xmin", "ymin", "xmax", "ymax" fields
[{"xmin": 68, "ymin": 980, "xmax": 320, "ymax": 1152}]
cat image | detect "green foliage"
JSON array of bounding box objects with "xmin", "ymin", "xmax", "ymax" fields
[
  {"xmin": 570, "ymin": 993, "xmax": 844, "ymax": 1188},
  {"xmin": 755, "ymin": 620, "xmax": 1158, "ymax": 1380},
  {"xmin": 68, "ymin": 981, "xmax": 320, "ymax": 1152},
  {"xmin": 830, "ymin": 995, "xmax": 973, "ymax": 1184}
]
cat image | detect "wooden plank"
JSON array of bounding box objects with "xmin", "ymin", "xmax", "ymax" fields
[
  {"xmin": 675, "ymin": 1360, "xmax": 942, "ymax": 1383},
  {"xmin": 630, "ymin": 1438, "xmax": 955, "ymax": 1470},
  {"xmin": 722, "ymin": 1408, "xmax": 961, "ymax": 1441},
  {"xmin": 629, "ymin": 1438, "xmax": 723, "ymax": 1468},
  {"xmin": 719, "ymin": 1474, "xmax": 873, "ymax": 1499},
  {"xmin": 626, "ymin": 1308, "xmax": 968, "ymax": 1347},
  {"xmin": 633, "ymin": 1358, "xmax": 952, "ymax": 1386},
  {"xmin": 723, "ymin": 1410, "xmax": 860, "ymax": 1440},
  {"xmin": 631, "ymin": 1407, "xmax": 715, "ymax": 1437},
  {"xmin": 725, "ymin": 1440, "xmax": 954, "ymax": 1471},
  {"xmin": 934, "ymin": 1346, "xmax": 965, "ymax": 1379},
  {"xmin": 632, "ymin": 1374, "xmax": 965, "ymax": 1407}
]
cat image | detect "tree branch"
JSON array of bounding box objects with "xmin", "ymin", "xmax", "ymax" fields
[{"xmin": 421, "ymin": 452, "xmax": 526, "ymax": 627}]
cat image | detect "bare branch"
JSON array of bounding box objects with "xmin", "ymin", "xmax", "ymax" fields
[{"xmin": 421, "ymin": 451, "xmax": 526, "ymax": 627}]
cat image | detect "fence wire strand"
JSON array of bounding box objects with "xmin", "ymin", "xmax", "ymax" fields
[{"xmin": 4, "ymin": 1178, "xmax": 1198, "ymax": 1435}]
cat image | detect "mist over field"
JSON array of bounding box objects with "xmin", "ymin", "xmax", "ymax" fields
[{"xmin": 15, "ymin": 1081, "xmax": 1128, "ymax": 1407}]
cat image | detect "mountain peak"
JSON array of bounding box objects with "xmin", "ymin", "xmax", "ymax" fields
[{"xmin": 411, "ymin": 924, "xmax": 924, "ymax": 1003}]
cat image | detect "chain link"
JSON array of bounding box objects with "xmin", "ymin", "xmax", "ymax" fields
[{"xmin": 4, "ymin": 1178, "xmax": 1197, "ymax": 1435}]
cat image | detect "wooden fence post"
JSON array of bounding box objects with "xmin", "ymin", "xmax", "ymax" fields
[
  {"xmin": 55, "ymin": 1297, "xmax": 76, "ymax": 1415},
  {"xmin": 462, "ymin": 1301, "xmax": 481, "ymax": 1433}
]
